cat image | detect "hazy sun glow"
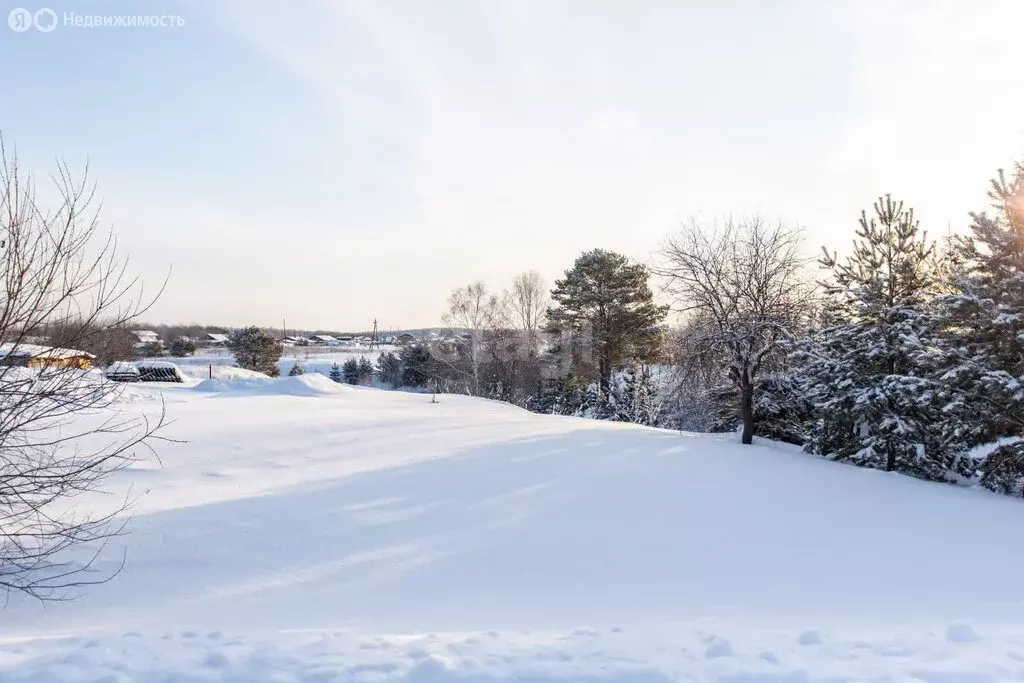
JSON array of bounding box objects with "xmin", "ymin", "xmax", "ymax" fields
[{"xmin": 1, "ymin": 0, "xmax": 1022, "ymax": 329}]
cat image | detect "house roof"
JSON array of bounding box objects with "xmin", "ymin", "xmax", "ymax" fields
[
  {"xmin": 0, "ymin": 343, "xmax": 96, "ymax": 360},
  {"xmin": 206, "ymin": 333, "xmax": 230, "ymax": 342},
  {"xmin": 312, "ymin": 334, "xmax": 337, "ymax": 342}
]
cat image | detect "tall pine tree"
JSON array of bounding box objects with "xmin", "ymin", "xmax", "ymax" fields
[
  {"xmin": 798, "ymin": 195, "xmax": 950, "ymax": 480},
  {"xmin": 935, "ymin": 161, "xmax": 1024, "ymax": 493},
  {"xmin": 547, "ymin": 249, "xmax": 667, "ymax": 394}
]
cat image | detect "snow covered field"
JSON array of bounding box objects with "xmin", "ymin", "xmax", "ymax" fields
[
  {"xmin": 161, "ymin": 346, "xmax": 394, "ymax": 380},
  {"xmin": 3, "ymin": 374, "xmax": 1024, "ymax": 682}
]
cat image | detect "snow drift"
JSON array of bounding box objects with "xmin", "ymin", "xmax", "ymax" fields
[{"xmin": 192, "ymin": 372, "xmax": 348, "ymax": 396}]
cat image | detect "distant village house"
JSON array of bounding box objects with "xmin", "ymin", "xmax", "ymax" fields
[
  {"xmin": 204, "ymin": 333, "xmax": 230, "ymax": 346},
  {"xmin": 0, "ymin": 343, "xmax": 96, "ymax": 370}
]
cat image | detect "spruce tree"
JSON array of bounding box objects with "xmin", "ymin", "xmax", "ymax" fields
[
  {"xmin": 797, "ymin": 195, "xmax": 949, "ymax": 480},
  {"xmin": 376, "ymin": 351, "xmax": 403, "ymax": 389},
  {"xmin": 287, "ymin": 362, "xmax": 304, "ymax": 376},
  {"xmin": 328, "ymin": 363, "xmax": 343, "ymax": 383},
  {"xmin": 400, "ymin": 344, "xmax": 433, "ymax": 388},
  {"xmin": 614, "ymin": 363, "xmax": 660, "ymax": 427},
  {"xmin": 342, "ymin": 358, "xmax": 360, "ymax": 385},
  {"xmin": 357, "ymin": 356, "xmax": 374, "ymax": 385}
]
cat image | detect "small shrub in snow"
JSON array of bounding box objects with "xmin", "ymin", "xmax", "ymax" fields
[{"xmin": 288, "ymin": 362, "xmax": 303, "ymax": 377}]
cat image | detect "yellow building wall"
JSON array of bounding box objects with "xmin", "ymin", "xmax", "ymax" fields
[{"xmin": 27, "ymin": 357, "xmax": 93, "ymax": 370}]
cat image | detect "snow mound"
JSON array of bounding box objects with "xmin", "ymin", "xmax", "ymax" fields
[
  {"xmin": 193, "ymin": 373, "xmax": 346, "ymax": 396},
  {"xmin": 946, "ymin": 622, "xmax": 980, "ymax": 643},
  {"xmin": 177, "ymin": 364, "xmax": 270, "ymax": 380},
  {"xmin": 134, "ymin": 360, "xmax": 181, "ymax": 369},
  {"xmin": 7, "ymin": 626, "xmax": 1024, "ymax": 683}
]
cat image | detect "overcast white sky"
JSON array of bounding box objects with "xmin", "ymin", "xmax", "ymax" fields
[{"xmin": 3, "ymin": 0, "xmax": 1023, "ymax": 330}]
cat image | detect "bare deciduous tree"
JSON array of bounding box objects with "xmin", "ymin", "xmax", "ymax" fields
[
  {"xmin": 657, "ymin": 216, "xmax": 809, "ymax": 444},
  {"xmin": 502, "ymin": 270, "xmax": 548, "ymax": 351},
  {"xmin": 0, "ymin": 137, "xmax": 166, "ymax": 601},
  {"xmin": 442, "ymin": 281, "xmax": 498, "ymax": 395}
]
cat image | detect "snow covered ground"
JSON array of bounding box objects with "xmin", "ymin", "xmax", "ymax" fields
[{"xmin": 3, "ymin": 374, "xmax": 1024, "ymax": 681}]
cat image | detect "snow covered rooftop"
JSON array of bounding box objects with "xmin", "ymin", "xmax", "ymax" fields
[
  {"xmin": 0, "ymin": 342, "xmax": 96, "ymax": 360},
  {"xmin": 134, "ymin": 360, "xmax": 182, "ymax": 369}
]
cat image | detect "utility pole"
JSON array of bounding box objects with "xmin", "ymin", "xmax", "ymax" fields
[{"xmin": 370, "ymin": 319, "xmax": 379, "ymax": 351}]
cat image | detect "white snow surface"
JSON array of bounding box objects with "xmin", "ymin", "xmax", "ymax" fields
[
  {"xmin": 3, "ymin": 374, "xmax": 1024, "ymax": 681},
  {"xmin": 159, "ymin": 346, "xmax": 393, "ymax": 380}
]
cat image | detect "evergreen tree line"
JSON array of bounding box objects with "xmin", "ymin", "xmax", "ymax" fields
[{"xmin": 678, "ymin": 162, "xmax": 1024, "ymax": 496}]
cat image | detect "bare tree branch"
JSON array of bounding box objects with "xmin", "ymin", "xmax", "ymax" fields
[
  {"xmin": 0, "ymin": 134, "xmax": 166, "ymax": 601},
  {"xmin": 655, "ymin": 215, "xmax": 812, "ymax": 443}
]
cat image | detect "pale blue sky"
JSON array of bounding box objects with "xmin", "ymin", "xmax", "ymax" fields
[{"xmin": 2, "ymin": 0, "xmax": 1022, "ymax": 329}]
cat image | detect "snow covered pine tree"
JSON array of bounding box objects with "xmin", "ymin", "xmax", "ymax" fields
[
  {"xmin": 933, "ymin": 161, "xmax": 1024, "ymax": 494},
  {"xmin": 797, "ymin": 195, "xmax": 952, "ymax": 480},
  {"xmin": 328, "ymin": 363, "xmax": 343, "ymax": 383},
  {"xmin": 614, "ymin": 363, "xmax": 661, "ymax": 426}
]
